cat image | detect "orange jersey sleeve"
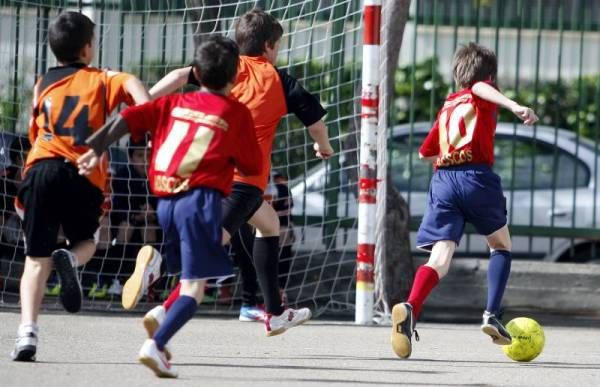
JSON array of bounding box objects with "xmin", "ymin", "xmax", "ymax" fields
[{"xmin": 25, "ymin": 65, "xmax": 135, "ymax": 191}]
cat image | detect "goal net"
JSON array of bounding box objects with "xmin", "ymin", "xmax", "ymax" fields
[{"xmin": 0, "ymin": 0, "xmax": 365, "ymax": 317}]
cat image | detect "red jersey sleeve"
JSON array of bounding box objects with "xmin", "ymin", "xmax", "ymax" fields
[
  {"xmin": 471, "ymin": 81, "xmax": 499, "ymax": 113},
  {"xmin": 233, "ymin": 105, "xmax": 262, "ymax": 176},
  {"xmin": 120, "ymin": 98, "xmax": 167, "ymax": 141},
  {"xmin": 419, "ymin": 120, "xmax": 441, "ymax": 158}
]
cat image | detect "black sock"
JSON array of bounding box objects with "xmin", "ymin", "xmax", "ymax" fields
[{"xmin": 252, "ymin": 236, "xmax": 283, "ymax": 315}]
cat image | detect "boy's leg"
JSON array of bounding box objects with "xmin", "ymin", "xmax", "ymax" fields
[
  {"xmin": 153, "ymin": 279, "xmax": 205, "ymax": 349},
  {"xmin": 13, "ymin": 256, "xmax": 52, "ymax": 361},
  {"xmin": 249, "ymin": 201, "xmax": 283, "ymax": 315},
  {"xmin": 391, "ymin": 240, "xmax": 455, "ymax": 359},
  {"xmin": 139, "ymin": 280, "xmax": 205, "ymax": 379},
  {"xmin": 408, "ymin": 240, "xmax": 455, "ymax": 319},
  {"xmin": 481, "ymin": 225, "xmax": 512, "ymax": 345},
  {"xmin": 13, "ymin": 160, "xmax": 63, "ymax": 361},
  {"xmin": 57, "ymin": 163, "xmax": 104, "ymax": 313},
  {"xmin": 19, "ymin": 257, "xmax": 53, "ymax": 324},
  {"xmin": 250, "ymin": 202, "xmax": 311, "ymax": 336},
  {"xmin": 232, "ymin": 225, "xmax": 265, "ymax": 322}
]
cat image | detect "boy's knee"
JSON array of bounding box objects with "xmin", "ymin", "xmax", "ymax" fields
[
  {"xmin": 489, "ymin": 240, "xmax": 511, "ymax": 252},
  {"xmin": 426, "ymin": 262, "xmax": 450, "ymax": 279},
  {"xmin": 24, "ymin": 257, "xmax": 53, "ymax": 276}
]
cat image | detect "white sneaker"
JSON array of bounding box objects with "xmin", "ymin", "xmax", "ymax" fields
[
  {"xmin": 138, "ymin": 339, "xmax": 177, "ymax": 378},
  {"xmin": 11, "ymin": 323, "xmax": 38, "ymax": 362},
  {"xmin": 142, "ymin": 306, "xmax": 173, "ymax": 361},
  {"xmin": 143, "ymin": 305, "xmax": 166, "ymax": 338},
  {"xmin": 265, "ymin": 307, "xmax": 312, "ymax": 337},
  {"xmin": 122, "ymin": 246, "xmax": 162, "ymax": 310},
  {"xmin": 108, "ymin": 279, "xmax": 123, "ymax": 296}
]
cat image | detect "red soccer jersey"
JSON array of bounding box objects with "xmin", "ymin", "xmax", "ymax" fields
[
  {"xmin": 419, "ymin": 82, "xmax": 498, "ymax": 168},
  {"xmin": 120, "ymin": 92, "xmax": 262, "ymax": 197}
]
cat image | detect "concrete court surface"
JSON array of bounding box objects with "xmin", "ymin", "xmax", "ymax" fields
[{"xmin": 1, "ymin": 310, "xmax": 599, "ymax": 387}]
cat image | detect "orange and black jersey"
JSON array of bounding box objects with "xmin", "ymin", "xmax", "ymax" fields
[
  {"xmin": 26, "ymin": 63, "xmax": 135, "ymax": 190},
  {"xmin": 187, "ymin": 56, "xmax": 326, "ymax": 190}
]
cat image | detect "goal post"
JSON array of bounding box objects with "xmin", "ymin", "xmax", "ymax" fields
[{"xmin": 355, "ymin": 0, "xmax": 381, "ymax": 325}]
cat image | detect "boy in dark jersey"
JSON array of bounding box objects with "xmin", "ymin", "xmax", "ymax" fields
[
  {"xmin": 11, "ymin": 11, "xmax": 150, "ymax": 362},
  {"xmin": 390, "ymin": 43, "xmax": 539, "ymax": 359},
  {"xmin": 125, "ymin": 9, "xmax": 332, "ymax": 337},
  {"xmin": 78, "ymin": 35, "xmax": 261, "ymax": 378}
]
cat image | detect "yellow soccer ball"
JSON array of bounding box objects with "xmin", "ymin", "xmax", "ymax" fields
[{"xmin": 502, "ymin": 317, "xmax": 545, "ymax": 362}]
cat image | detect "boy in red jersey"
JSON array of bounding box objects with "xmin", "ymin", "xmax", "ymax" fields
[
  {"xmin": 125, "ymin": 9, "xmax": 333, "ymax": 336},
  {"xmin": 11, "ymin": 11, "xmax": 150, "ymax": 362},
  {"xmin": 390, "ymin": 43, "xmax": 539, "ymax": 359},
  {"xmin": 78, "ymin": 36, "xmax": 261, "ymax": 378}
]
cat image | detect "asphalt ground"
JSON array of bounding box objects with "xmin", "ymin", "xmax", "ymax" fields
[{"xmin": 1, "ymin": 310, "xmax": 599, "ymax": 386}]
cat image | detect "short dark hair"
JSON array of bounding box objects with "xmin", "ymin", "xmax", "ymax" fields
[
  {"xmin": 192, "ymin": 35, "xmax": 239, "ymax": 90},
  {"xmin": 452, "ymin": 42, "xmax": 497, "ymax": 89},
  {"xmin": 234, "ymin": 9, "xmax": 283, "ymax": 56},
  {"xmin": 49, "ymin": 11, "xmax": 95, "ymax": 63}
]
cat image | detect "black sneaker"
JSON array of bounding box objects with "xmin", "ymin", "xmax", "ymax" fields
[
  {"xmin": 391, "ymin": 303, "xmax": 419, "ymax": 358},
  {"xmin": 52, "ymin": 249, "xmax": 82, "ymax": 313},
  {"xmin": 481, "ymin": 311, "xmax": 512, "ymax": 345},
  {"xmin": 11, "ymin": 324, "xmax": 38, "ymax": 362}
]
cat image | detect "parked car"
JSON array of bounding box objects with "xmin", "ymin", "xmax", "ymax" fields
[{"xmin": 291, "ymin": 122, "xmax": 600, "ymax": 262}]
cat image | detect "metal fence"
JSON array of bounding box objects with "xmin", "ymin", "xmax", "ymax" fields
[{"xmin": 1, "ymin": 0, "xmax": 600, "ymax": 269}]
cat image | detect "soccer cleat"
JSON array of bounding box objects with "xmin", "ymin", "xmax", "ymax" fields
[
  {"xmin": 481, "ymin": 311, "xmax": 512, "ymax": 345},
  {"xmin": 52, "ymin": 249, "xmax": 82, "ymax": 313},
  {"xmin": 11, "ymin": 323, "xmax": 38, "ymax": 362},
  {"xmin": 264, "ymin": 307, "xmax": 311, "ymax": 336},
  {"xmin": 239, "ymin": 305, "xmax": 266, "ymax": 322},
  {"xmin": 138, "ymin": 339, "xmax": 177, "ymax": 378},
  {"xmin": 122, "ymin": 246, "xmax": 162, "ymax": 310},
  {"xmin": 143, "ymin": 305, "xmax": 166, "ymax": 338},
  {"xmin": 87, "ymin": 282, "xmax": 108, "ymax": 299},
  {"xmin": 391, "ymin": 303, "xmax": 418, "ymax": 359}
]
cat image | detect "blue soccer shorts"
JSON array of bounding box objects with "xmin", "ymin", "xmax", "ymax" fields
[
  {"xmin": 416, "ymin": 164, "xmax": 507, "ymax": 251},
  {"xmin": 156, "ymin": 187, "xmax": 232, "ymax": 281}
]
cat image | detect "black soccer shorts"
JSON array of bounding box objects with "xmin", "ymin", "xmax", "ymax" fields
[{"xmin": 17, "ymin": 159, "xmax": 104, "ymax": 257}]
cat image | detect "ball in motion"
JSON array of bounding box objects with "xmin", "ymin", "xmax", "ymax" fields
[{"xmin": 502, "ymin": 317, "xmax": 545, "ymax": 362}]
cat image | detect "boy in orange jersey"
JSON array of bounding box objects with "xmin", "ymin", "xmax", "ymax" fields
[
  {"xmin": 123, "ymin": 9, "xmax": 333, "ymax": 337},
  {"xmin": 11, "ymin": 11, "xmax": 150, "ymax": 362}
]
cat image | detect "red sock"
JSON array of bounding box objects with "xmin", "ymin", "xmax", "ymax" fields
[
  {"xmin": 163, "ymin": 282, "xmax": 181, "ymax": 310},
  {"xmin": 407, "ymin": 265, "xmax": 440, "ymax": 320}
]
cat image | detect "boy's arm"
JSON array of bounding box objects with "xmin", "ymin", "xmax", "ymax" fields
[
  {"xmin": 149, "ymin": 66, "xmax": 192, "ymax": 99},
  {"xmin": 77, "ymin": 114, "xmax": 129, "ymax": 176},
  {"xmin": 78, "ymin": 100, "xmax": 160, "ymax": 175},
  {"xmin": 471, "ymin": 81, "xmax": 538, "ymax": 125},
  {"xmin": 276, "ymin": 68, "xmax": 333, "ymax": 159},
  {"xmin": 124, "ymin": 77, "xmax": 151, "ymax": 105},
  {"xmin": 77, "ymin": 115, "xmax": 130, "ymax": 175},
  {"xmin": 307, "ymin": 120, "xmax": 334, "ymax": 159},
  {"xmin": 419, "ymin": 120, "xmax": 441, "ymax": 163}
]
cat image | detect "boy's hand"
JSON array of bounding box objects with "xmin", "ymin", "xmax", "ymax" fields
[
  {"xmin": 313, "ymin": 142, "xmax": 334, "ymax": 160},
  {"xmin": 77, "ymin": 150, "xmax": 100, "ymax": 176},
  {"xmin": 512, "ymin": 105, "xmax": 538, "ymax": 126}
]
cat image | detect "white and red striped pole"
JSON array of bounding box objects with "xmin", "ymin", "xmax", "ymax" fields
[{"xmin": 356, "ymin": 0, "xmax": 381, "ymax": 325}]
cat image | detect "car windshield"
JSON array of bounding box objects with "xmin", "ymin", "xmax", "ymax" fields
[
  {"xmin": 302, "ymin": 130, "xmax": 591, "ymax": 194},
  {"xmin": 494, "ymin": 136, "xmax": 590, "ymax": 189}
]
